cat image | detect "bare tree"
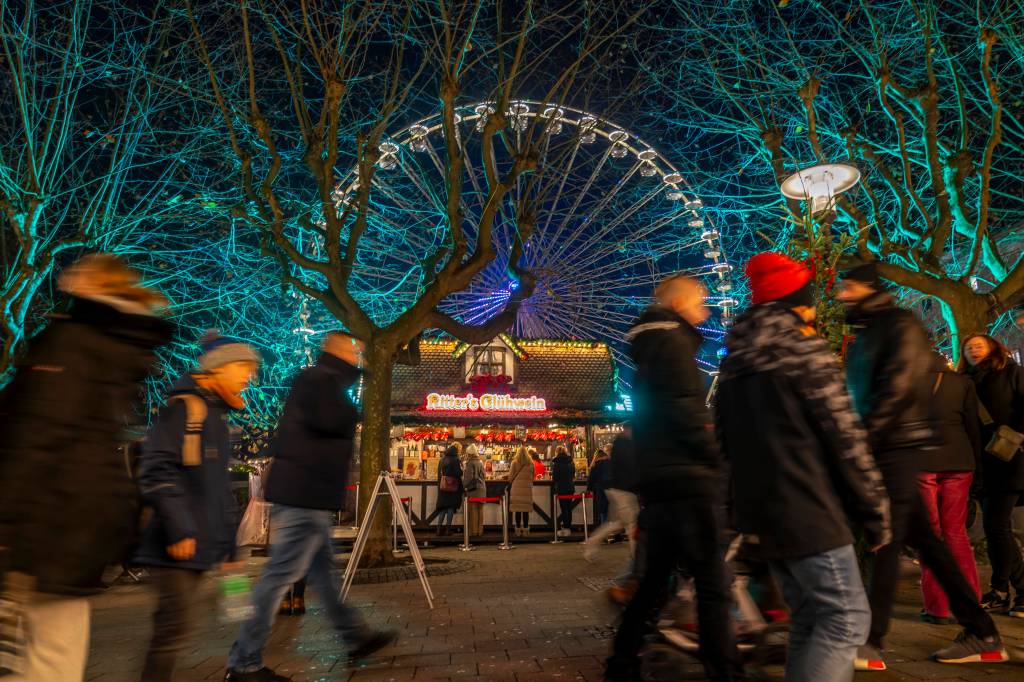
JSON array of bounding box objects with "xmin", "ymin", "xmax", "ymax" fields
[
  {"xmin": 0, "ymin": 0, "xmax": 219, "ymax": 382},
  {"xmin": 642, "ymin": 0, "xmax": 1024, "ymax": 356},
  {"xmin": 185, "ymin": 0, "xmax": 646, "ymax": 564}
]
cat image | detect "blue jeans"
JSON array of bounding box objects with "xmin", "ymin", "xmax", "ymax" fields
[
  {"xmin": 228, "ymin": 505, "xmax": 367, "ymax": 672},
  {"xmin": 437, "ymin": 507, "xmax": 455, "ymax": 526},
  {"xmin": 769, "ymin": 544, "xmax": 870, "ymax": 682}
]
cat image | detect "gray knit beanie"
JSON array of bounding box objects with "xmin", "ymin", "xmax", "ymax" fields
[{"xmin": 197, "ymin": 329, "xmax": 261, "ymax": 372}]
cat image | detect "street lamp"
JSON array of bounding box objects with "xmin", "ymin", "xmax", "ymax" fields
[{"xmin": 780, "ymin": 163, "xmax": 860, "ymax": 216}]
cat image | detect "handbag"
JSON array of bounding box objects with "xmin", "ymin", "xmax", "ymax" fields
[
  {"xmin": 976, "ymin": 397, "xmax": 1024, "ymax": 462},
  {"xmin": 439, "ymin": 468, "xmax": 460, "ymax": 493}
]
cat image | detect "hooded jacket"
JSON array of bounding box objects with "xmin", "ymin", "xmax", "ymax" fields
[
  {"xmin": 716, "ymin": 303, "xmax": 891, "ymax": 559},
  {"xmin": 844, "ymin": 291, "xmax": 936, "ymax": 457},
  {"xmin": 264, "ymin": 352, "xmax": 362, "ymax": 511},
  {"xmin": 626, "ymin": 305, "xmax": 721, "ymax": 501},
  {"xmin": 134, "ymin": 375, "xmax": 239, "ymax": 571},
  {"xmin": 0, "ymin": 296, "xmax": 172, "ymax": 594}
]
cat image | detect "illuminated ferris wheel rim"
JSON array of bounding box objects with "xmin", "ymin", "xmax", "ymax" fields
[{"xmin": 330, "ymin": 99, "xmax": 737, "ymax": 303}]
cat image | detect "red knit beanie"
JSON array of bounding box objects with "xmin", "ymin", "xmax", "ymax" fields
[{"xmin": 745, "ymin": 252, "xmax": 813, "ymax": 305}]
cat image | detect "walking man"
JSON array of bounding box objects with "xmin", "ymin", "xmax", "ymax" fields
[
  {"xmin": 716, "ymin": 253, "xmax": 891, "ymax": 682},
  {"xmin": 226, "ymin": 332, "xmax": 395, "ymax": 681},
  {"xmin": 605, "ymin": 274, "xmax": 741, "ymax": 682},
  {"xmin": 839, "ymin": 263, "xmax": 1007, "ymax": 668}
]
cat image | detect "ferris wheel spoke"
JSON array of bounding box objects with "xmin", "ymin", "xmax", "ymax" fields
[
  {"xmin": 540, "ymin": 144, "xmax": 615, "ymax": 257},
  {"xmin": 545, "ymin": 161, "xmax": 644, "ymax": 266},
  {"xmin": 565, "ymin": 185, "xmax": 669, "ymax": 272}
]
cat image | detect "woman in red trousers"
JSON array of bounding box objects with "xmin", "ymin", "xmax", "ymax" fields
[{"xmin": 918, "ymin": 352, "xmax": 982, "ymax": 622}]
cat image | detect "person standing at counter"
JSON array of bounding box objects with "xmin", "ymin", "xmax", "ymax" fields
[
  {"xmin": 531, "ymin": 449, "xmax": 546, "ymax": 479},
  {"xmin": 462, "ymin": 445, "xmax": 487, "ymax": 537},
  {"xmin": 509, "ymin": 446, "xmax": 535, "ymax": 536},
  {"xmin": 435, "ymin": 443, "xmax": 464, "ymax": 536},
  {"xmin": 552, "ymin": 445, "xmax": 576, "ymax": 537},
  {"xmin": 588, "ymin": 447, "xmax": 612, "ymax": 527}
]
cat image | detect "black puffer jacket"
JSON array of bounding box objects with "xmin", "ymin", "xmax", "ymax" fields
[
  {"xmin": 844, "ymin": 291, "xmax": 935, "ymax": 458},
  {"xmin": 716, "ymin": 303, "xmax": 891, "ymax": 560},
  {"xmin": 0, "ymin": 296, "xmax": 173, "ymax": 594},
  {"xmin": 609, "ymin": 434, "xmax": 636, "ymax": 493},
  {"xmin": 264, "ymin": 352, "xmax": 361, "ymax": 511},
  {"xmin": 924, "ymin": 355, "xmax": 981, "ymax": 474},
  {"xmin": 626, "ymin": 305, "xmax": 722, "ymax": 501},
  {"xmin": 967, "ymin": 359, "xmax": 1024, "ymax": 493}
]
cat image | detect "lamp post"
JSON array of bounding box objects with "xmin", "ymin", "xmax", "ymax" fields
[{"xmin": 780, "ymin": 163, "xmax": 860, "ymax": 221}]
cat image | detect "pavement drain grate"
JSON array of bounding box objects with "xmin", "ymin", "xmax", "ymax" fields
[{"xmin": 577, "ymin": 576, "xmax": 618, "ymax": 592}]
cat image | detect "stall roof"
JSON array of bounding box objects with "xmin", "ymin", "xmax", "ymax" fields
[{"xmin": 391, "ymin": 337, "xmax": 620, "ymax": 423}]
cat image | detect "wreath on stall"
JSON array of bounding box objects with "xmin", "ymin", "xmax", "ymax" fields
[{"xmin": 467, "ymin": 373, "xmax": 513, "ymax": 394}]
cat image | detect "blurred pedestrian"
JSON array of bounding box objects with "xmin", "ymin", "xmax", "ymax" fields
[
  {"xmin": 918, "ymin": 352, "xmax": 982, "ymax": 623},
  {"xmin": 587, "ymin": 447, "xmax": 612, "ymax": 526},
  {"xmin": 462, "ymin": 445, "xmax": 487, "ymax": 537},
  {"xmin": 584, "ymin": 427, "xmax": 639, "ymax": 564},
  {"xmin": 135, "ymin": 329, "xmax": 260, "ymax": 681},
  {"xmin": 551, "ymin": 445, "xmax": 576, "ymax": 537},
  {"xmin": 606, "ymin": 274, "xmax": 741, "ymax": 682},
  {"xmin": 717, "ymin": 253, "xmax": 890, "ymax": 682},
  {"xmin": 0, "ymin": 254, "xmax": 171, "ymax": 681},
  {"xmin": 226, "ymin": 333, "xmax": 395, "ymax": 681},
  {"xmin": 961, "ymin": 333, "xmax": 1024, "ymax": 616},
  {"xmin": 508, "ymin": 446, "xmax": 534, "ymax": 536},
  {"xmin": 435, "ymin": 443, "xmax": 464, "ymax": 536},
  {"xmin": 840, "ymin": 263, "xmax": 1006, "ymax": 668}
]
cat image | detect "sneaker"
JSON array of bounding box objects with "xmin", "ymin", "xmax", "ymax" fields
[
  {"xmin": 1009, "ymin": 597, "xmax": 1024, "ymax": 618},
  {"xmin": 920, "ymin": 610, "xmax": 954, "ymax": 625},
  {"xmin": 854, "ymin": 644, "xmax": 887, "ymax": 671},
  {"xmin": 932, "ymin": 630, "xmax": 1008, "ymax": 663},
  {"xmin": 980, "ymin": 589, "xmax": 1010, "ymax": 611},
  {"xmin": 347, "ymin": 629, "xmax": 397, "ymax": 660},
  {"xmin": 224, "ymin": 667, "xmax": 291, "ymax": 682},
  {"xmin": 557, "ymin": 528, "xmax": 571, "ymax": 537}
]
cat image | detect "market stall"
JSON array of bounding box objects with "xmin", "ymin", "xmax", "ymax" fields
[{"xmin": 386, "ymin": 334, "xmax": 629, "ymax": 530}]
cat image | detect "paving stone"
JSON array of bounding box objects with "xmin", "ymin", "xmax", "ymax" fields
[{"xmin": 84, "ymin": 545, "xmax": 1024, "ymax": 681}]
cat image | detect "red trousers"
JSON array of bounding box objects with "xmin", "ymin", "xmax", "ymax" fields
[{"xmin": 917, "ymin": 471, "xmax": 981, "ymax": 617}]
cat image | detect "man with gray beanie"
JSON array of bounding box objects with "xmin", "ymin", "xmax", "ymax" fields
[{"xmin": 135, "ymin": 330, "xmax": 261, "ymax": 681}]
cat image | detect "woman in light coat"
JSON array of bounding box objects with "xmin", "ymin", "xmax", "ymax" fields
[{"xmin": 508, "ymin": 446, "xmax": 534, "ymax": 536}]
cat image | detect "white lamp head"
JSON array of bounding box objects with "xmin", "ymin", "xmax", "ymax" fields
[{"xmin": 780, "ymin": 163, "xmax": 860, "ymax": 214}]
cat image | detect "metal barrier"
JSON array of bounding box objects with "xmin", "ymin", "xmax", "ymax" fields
[
  {"xmin": 498, "ymin": 489, "xmax": 514, "ymax": 551},
  {"xmin": 551, "ymin": 492, "xmax": 591, "ymax": 543},
  {"xmin": 459, "ymin": 495, "xmax": 504, "ymax": 552}
]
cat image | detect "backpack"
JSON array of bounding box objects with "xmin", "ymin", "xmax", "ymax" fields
[{"xmin": 170, "ymin": 394, "xmax": 208, "ymax": 466}]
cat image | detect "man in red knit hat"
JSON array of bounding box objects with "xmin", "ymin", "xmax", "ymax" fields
[{"xmin": 716, "ymin": 252, "xmax": 892, "ymax": 682}]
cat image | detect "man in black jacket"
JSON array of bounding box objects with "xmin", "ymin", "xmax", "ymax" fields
[
  {"xmin": 840, "ymin": 263, "xmax": 1006, "ymax": 669},
  {"xmin": 226, "ymin": 333, "xmax": 395, "ymax": 682},
  {"xmin": 717, "ymin": 253, "xmax": 890, "ymax": 682},
  {"xmin": 606, "ymin": 275, "xmax": 741, "ymax": 682}
]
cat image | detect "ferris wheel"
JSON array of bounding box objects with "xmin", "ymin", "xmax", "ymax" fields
[{"xmin": 328, "ymin": 100, "xmax": 737, "ymax": 381}]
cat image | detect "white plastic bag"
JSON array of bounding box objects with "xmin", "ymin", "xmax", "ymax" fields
[{"xmin": 235, "ymin": 469, "xmax": 271, "ymax": 547}]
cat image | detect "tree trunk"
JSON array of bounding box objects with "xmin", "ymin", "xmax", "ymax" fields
[
  {"xmin": 356, "ymin": 338, "xmax": 402, "ymax": 568},
  {"xmin": 938, "ymin": 293, "xmax": 995, "ymax": 364}
]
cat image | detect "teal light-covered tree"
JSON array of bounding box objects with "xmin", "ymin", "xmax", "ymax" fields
[
  {"xmin": 182, "ymin": 0, "xmax": 655, "ymax": 565},
  {"xmin": 639, "ymin": 0, "xmax": 1024, "ymax": 359}
]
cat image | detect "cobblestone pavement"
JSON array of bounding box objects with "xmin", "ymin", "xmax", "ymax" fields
[{"xmin": 86, "ymin": 541, "xmax": 1024, "ymax": 681}]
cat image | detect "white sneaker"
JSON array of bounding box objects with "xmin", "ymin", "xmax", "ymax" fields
[{"xmin": 557, "ymin": 528, "xmax": 570, "ymax": 537}]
